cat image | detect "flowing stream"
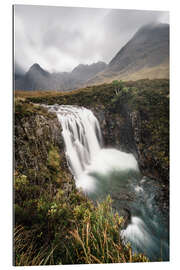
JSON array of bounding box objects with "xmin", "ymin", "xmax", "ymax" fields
[{"xmin": 48, "ymin": 105, "xmax": 169, "ymax": 261}]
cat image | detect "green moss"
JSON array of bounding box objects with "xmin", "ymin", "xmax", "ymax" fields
[
  {"xmin": 14, "ymin": 79, "xmax": 169, "ymax": 265},
  {"xmin": 15, "ymin": 100, "xmax": 56, "ymax": 120},
  {"xmin": 109, "ymin": 80, "xmax": 169, "ymax": 180},
  {"xmin": 14, "ymin": 174, "xmax": 29, "ymax": 187},
  {"xmin": 48, "ymin": 147, "xmax": 61, "ymax": 171}
]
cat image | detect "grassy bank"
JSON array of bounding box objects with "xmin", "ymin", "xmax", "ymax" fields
[
  {"xmin": 14, "ymin": 79, "xmax": 169, "ymax": 265},
  {"xmin": 14, "ymin": 173, "xmax": 148, "ymax": 265},
  {"xmin": 14, "ymin": 100, "xmax": 149, "ymax": 265},
  {"xmin": 15, "ymin": 79, "xmax": 169, "ymax": 107}
]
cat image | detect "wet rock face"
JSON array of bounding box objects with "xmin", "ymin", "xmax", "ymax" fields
[
  {"xmin": 91, "ymin": 105, "xmax": 168, "ymax": 185},
  {"xmin": 15, "ymin": 113, "xmax": 60, "ymax": 171},
  {"xmin": 92, "ymin": 106, "xmax": 137, "ymax": 154},
  {"xmin": 14, "ymin": 106, "xmax": 74, "ymax": 194},
  {"xmin": 130, "ymin": 111, "xmax": 169, "ymax": 184}
]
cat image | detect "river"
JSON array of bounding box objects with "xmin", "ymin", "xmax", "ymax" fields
[{"xmin": 48, "ymin": 104, "xmax": 169, "ymax": 261}]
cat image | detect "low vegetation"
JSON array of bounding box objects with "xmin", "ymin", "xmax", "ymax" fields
[
  {"xmin": 14, "ymin": 170, "xmax": 148, "ymax": 265},
  {"xmin": 109, "ymin": 80, "xmax": 169, "ymax": 180},
  {"xmin": 15, "ymin": 79, "xmax": 169, "ymax": 108},
  {"xmin": 14, "ymin": 78, "xmax": 169, "ymax": 265},
  {"xmin": 14, "ymin": 99, "xmax": 149, "ymax": 265}
]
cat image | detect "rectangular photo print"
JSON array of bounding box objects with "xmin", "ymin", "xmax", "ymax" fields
[{"xmin": 13, "ymin": 4, "xmax": 169, "ymax": 266}]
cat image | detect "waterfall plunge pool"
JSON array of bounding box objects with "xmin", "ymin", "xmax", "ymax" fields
[{"xmin": 47, "ymin": 104, "xmax": 169, "ymax": 261}]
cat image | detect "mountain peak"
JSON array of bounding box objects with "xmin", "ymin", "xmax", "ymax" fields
[
  {"xmin": 88, "ymin": 23, "xmax": 169, "ymax": 85},
  {"xmin": 27, "ymin": 63, "xmax": 50, "ymax": 77},
  {"xmin": 32, "ymin": 63, "xmax": 41, "ymax": 68},
  {"xmin": 29, "ymin": 63, "xmax": 43, "ymax": 71}
]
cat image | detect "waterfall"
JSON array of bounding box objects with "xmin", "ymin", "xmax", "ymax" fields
[
  {"xmin": 50, "ymin": 105, "xmax": 102, "ymax": 188},
  {"xmin": 48, "ymin": 104, "xmax": 169, "ymax": 261},
  {"xmin": 49, "ymin": 105, "xmax": 138, "ymax": 192}
]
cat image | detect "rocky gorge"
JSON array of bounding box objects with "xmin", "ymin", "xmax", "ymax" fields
[
  {"xmin": 23, "ymin": 79, "xmax": 169, "ymax": 182},
  {"xmin": 14, "ymin": 78, "xmax": 169, "ymax": 264}
]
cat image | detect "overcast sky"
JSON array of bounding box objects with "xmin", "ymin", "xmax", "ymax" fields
[{"xmin": 14, "ymin": 5, "xmax": 169, "ymax": 74}]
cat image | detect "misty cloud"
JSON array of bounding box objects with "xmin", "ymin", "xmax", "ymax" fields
[
  {"xmin": 14, "ymin": 5, "xmax": 169, "ymax": 74},
  {"xmin": 100, "ymin": 9, "xmax": 169, "ymax": 61},
  {"xmin": 14, "ymin": 61, "xmax": 24, "ymax": 75}
]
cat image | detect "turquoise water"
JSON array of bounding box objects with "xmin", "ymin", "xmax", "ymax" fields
[{"xmin": 49, "ymin": 105, "xmax": 169, "ymax": 261}]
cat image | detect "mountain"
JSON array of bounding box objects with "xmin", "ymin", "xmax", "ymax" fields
[
  {"xmin": 15, "ymin": 23, "xmax": 169, "ymax": 91},
  {"xmin": 15, "ymin": 62, "xmax": 107, "ymax": 91},
  {"xmin": 15, "ymin": 63, "xmax": 50, "ymax": 91},
  {"xmin": 71, "ymin": 62, "xmax": 107, "ymax": 82},
  {"xmin": 87, "ymin": 23, "xmax": 169, "ymax": 85}
]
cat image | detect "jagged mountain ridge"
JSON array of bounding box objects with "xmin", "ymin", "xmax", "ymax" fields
[
  {"xmin": 15, "ymin": 23, "xmax": 169, "ymax": 91},
  {"xmin": 15, "ymin": 62, "xmax": 107, "ymax": 91}
]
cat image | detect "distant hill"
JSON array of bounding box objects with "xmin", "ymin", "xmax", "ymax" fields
[
  {"xmin": 15, "ymin": 62, "xmax": 107, "ymax": 91},
  {"xmin": 87, "ymin": 23, "xmax": 169, "ymax": 85},
  {"xmin": 15, "ymin": 23, "xmax": 169, "ymax": 91}
]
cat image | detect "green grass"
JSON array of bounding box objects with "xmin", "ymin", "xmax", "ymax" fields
[
  {"xmin": 14, "ymin": 184, "xmax": 149, "ymax": 265},
  {"xmin": 14, "ymin": 79, "xmax": 169, "ymax": 265},
  {"xmin": 14, "ymin": 79, "xmax": 168, "ymax": 108}
]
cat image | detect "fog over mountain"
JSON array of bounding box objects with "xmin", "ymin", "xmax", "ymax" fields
[
  {"xmin": 15, "ymin": 22, "xmax": 169, "ymax": 91},
  {"xmin": 88, "ymin": 23, "xmax": 169, "ymax": 85},
  {"xmin": 14, "ymin": 5, "xmax": 169, "ymax": 75},
  {"xmin": 15, "ymin": 61, "xmax": 107, "ymax": 91}
]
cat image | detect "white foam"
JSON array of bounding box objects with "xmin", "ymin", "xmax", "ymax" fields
[
  {"xmin": 50, "ymin": 105, "xmax": 139, "ymax": 192},
  {"xmin": 121, "ymin": 216, "xmax": 153, "ymax": 248}
]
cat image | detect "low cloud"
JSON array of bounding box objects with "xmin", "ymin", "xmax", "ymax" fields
[{"xmin": 14, "ymin": 5, "xmax": 169, "ymax": 74}]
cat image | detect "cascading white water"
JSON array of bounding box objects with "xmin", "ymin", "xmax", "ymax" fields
[
  {"xmin": 51, "ymin": 105, "xmax": 103, "ymax": 188},
  {"xmin": 48, "ymin": 104, "xmax": 169, "ymax": 261},
  {"xmin": 49, "ymin": 105, "xmax": 138, "ymax": 192}
]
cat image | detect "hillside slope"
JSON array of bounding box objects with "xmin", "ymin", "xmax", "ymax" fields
[
  {"xmin": 87, "ymin": 23, "xmax": 169, "ymax": 84},
  {"xmin": 14, "ymin": 23, "xmax": 169, "ymax": 91}
]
